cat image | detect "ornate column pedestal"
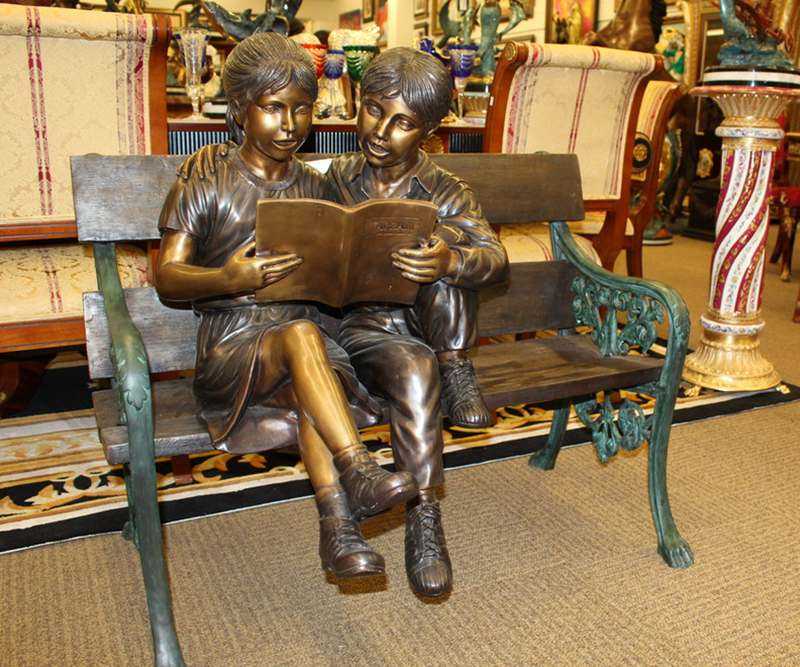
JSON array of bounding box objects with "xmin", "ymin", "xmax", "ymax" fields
[{"xmin": 682, "ymin": 67, "xmax": 800, "ymax": 391}]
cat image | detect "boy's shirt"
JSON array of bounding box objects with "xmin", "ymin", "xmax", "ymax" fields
[{"xmin": 324, "ymin": 151, "xmax": 508, "ymax": 291}]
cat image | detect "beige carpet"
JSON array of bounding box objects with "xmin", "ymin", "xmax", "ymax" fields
[{"xmin": 2, "ymin": 232, "xmax": 800, "ymax": 666}]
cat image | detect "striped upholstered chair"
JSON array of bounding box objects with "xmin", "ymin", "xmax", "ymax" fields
[
  {"xmin": 484, "ymin": 42, "xmax": 662, "ymax": 273},
  {"xmin": 0, "ymin": 5, "xmax": 169, "ymax": 360}
]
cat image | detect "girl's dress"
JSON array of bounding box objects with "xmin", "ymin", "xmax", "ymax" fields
[{"xmin": 159, "ymin": 147, "xmax": 380, "ymax": 453}]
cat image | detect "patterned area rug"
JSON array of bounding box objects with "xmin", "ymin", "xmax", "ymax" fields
[{"xmin": 3, "ymin": 358, "xmax": 798, "ymax": 553}]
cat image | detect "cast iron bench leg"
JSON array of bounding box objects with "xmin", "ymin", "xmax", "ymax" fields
[
  {"xmin": 529, "ymin": 401, "xmax": 570, "ymax": 470},
  {"xmin": 125, "ymin": 402, "xmax": 186, "ymax": 667},
  {"xmin": 648, "ymin": 387, "xmax": 694, "ymax": 569}
]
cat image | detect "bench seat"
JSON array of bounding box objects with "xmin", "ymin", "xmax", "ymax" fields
[{"xmin": 94, "ymin": 335, "xmax": 663, "ymax": 465}]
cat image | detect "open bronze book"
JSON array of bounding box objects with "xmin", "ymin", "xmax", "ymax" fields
[{"xmin": 254, "ymin": 198, "xmax": 438, "ymax": 308}]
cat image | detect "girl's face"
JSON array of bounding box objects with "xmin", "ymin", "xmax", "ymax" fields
[{"xmin": 240, "ymin": 82, "xmax": 313, "ymax": 163}]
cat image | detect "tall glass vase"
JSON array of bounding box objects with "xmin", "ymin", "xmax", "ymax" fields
[
  {"xmin": 343, "ymin": 45, "xmax": 378, "ymax": 112},
  {"xmin": 178, "ymin": 28, "xmax": 208, "ymax": 120},
  {"xmin": 448, "ymin": 44, "xmax": 478, "ymax": 118},
  {"xmin": 322, "ymin": 49, "xmax": 348, "ymax": 120}
]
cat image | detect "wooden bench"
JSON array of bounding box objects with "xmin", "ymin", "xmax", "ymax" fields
[{"xmin": 72, "ymin": 152, "xmax": 692, "ymax": 667}]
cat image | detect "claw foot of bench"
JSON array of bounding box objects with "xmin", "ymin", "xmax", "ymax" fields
[{"xmin": 658, "ymin": 533, "xmax": 694, "ymax": 569}]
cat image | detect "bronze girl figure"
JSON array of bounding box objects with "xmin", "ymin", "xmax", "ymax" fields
[{"xmin": 155, "ymin": 33, "xmax": 417, "ymax": 580}]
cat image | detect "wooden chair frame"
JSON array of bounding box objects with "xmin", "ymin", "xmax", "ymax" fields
[
  {"xmin": 626, "ymin": 78, "xmax": 685, "ymax": 276},
  {"xmin": 484, "ymin": 41, "xmax": 662, "ymax": 273}
]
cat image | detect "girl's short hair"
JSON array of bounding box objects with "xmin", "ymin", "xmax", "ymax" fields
[
  {"xmin": 361, "ymin": 48, "xmax": 452, "ymax": 130},
  {"xmin": 223, "ymin": 32, "xmax": 318, "ymax": 143}
]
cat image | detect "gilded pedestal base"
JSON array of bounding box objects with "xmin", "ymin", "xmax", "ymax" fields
[{"xmin": 682, "ymin": 317, "xmax": 780, "ymax": 391}]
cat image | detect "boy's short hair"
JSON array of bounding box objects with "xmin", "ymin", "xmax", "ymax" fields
[{"xmin": 361, "ymin": 47, "xmax": 452, "ymax": 130}]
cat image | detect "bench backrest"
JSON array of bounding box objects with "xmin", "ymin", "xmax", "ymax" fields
[
  {"xmin": 74, "ymin": 152, "xmax": 584, "ymax": 379},
  {"xmin": 71, "ymin": 153, "xmax": 584, "ymax": 242}
]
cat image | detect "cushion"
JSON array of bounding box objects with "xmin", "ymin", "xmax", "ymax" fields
[
  {"xmin": 0, "ymin": 244, "xmax": 148, "ymax": 324},
  {"xmin": 499, "ymin": 222, "xmax": 602, "ymax": 265}
]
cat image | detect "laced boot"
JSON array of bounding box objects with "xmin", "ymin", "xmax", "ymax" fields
[
  {"xmin": 439, "ymin": 351, "xmax": 493, "ymax": 428},
  {"xmin": 405, "ymin": 494, "xmax": 452, "ymax": 598},
  {"xmin": 316, "ymin": 487, "xmax": 385, "ymax": 578},
  {"xmin": 333, "ymin": 447, "xmax": 418, "ymax": 521}
]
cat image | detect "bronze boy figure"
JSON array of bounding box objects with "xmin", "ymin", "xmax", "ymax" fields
[
  {"xmin": 326, "ymin": 48, "xmax": 509, "ymax": 597},
  {"xmin": 156, "ymin": 33, "xmax": 418, "ymax": 581}
]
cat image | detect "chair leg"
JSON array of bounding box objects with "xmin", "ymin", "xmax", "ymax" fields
[
  {"xmin": 126, "ymin": 409, "xmax": 186, "ymax": 667},
  {"xmin": 647, "ymin": 389, "xmax": 693, "ymax": 569},
  {"xmin": 794, "ymin": 285, "xmax": 800, "ymax": 323},
  {"xmin": 779, "ymin": 213, "xmax": 797, "ymax": 282},
  {"xmin": 625, "ymin": 244, "xmax": 643, "ymax": 278},
  {"xmin": 529, "ymin": 402, "xmax": 570, "ymax": 470}
]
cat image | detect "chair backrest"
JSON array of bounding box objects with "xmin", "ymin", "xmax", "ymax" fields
[
  {"xmin": 0, "ymin": 5, "xmax": 169, "ymax": 243},
  {"xmin": 484, "ymin": 42, "xmax": 658, "ymax": 207},
  {"xmin": 74, "ymin": 152, "xmax": 585, "ymax": 379}
]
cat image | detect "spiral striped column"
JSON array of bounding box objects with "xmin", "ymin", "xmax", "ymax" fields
[{"xmin": 683, "ymin": 70, "xmax": 800, "ymax": 391}]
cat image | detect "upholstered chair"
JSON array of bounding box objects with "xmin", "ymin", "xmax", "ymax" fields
[
  {"xmin": 484, "ymin": 42, "xmax": 661, "ymax": 273},
  {"xmin": 0, "ymin": 5, "xmax": 169, "ymax": 357}
]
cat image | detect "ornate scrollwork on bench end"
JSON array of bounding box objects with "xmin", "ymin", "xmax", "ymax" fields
[
  {"xmin": 573, "ymin": 384, "xmax": 658, "ymax": 463},
  {"xmin": 571, "ymin": 275, "xmax": 664, "ymax": 357}
]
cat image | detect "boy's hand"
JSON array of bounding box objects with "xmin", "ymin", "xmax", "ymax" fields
[
  {"xmin": 178, "ymin": 142, "xmax": 231, "ymax": 181},
  {"xmin": 392, "ymin": 238, "xmax": 458, "ymax": 284},
  {"xmin": 222, "ymin": 241, "xmax": 302, "ymax": 292}
]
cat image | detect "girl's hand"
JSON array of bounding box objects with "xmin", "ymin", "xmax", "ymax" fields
[
  {"xmin": 391, "ymin": 238, "xmax": 458, "ymax": 284},
  {"xmin": 222, "ymin": 242, "xmax": 302, "ymax": 293}
]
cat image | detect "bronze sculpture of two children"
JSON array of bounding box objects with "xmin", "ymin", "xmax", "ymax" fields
[{"xmin": 157, "ymin": 32, "xmax": 509, "ymax": 598}]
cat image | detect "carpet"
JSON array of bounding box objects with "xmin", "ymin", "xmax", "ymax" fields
[{"xmin": 3, "ymin": 349, "xmax": 799, "ymax": 554}]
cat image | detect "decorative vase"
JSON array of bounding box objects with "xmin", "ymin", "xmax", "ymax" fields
[
  {"xmin": 177, "ymin": 28, "xmax": 208, "ymax": 120},
  {"xmin": 343, "ymin": 44, "xmax": 379, "ymax": 111},
  {"xmin": 448, "ymin": 43, "xmax": 478, "ymax": 118}
]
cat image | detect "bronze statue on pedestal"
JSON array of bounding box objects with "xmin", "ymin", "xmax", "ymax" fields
[{"xmin": 156, "ymin": 32, "xmax": 418, "ymax": 581}]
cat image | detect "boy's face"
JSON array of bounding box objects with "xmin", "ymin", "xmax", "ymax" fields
[
  {"xmin": 240, "ymin": 84, "xmax": 313, "ymax": 163},
  {"xmin": 357, "ymin": 92, "xmax": 430, "ymax": 169}
]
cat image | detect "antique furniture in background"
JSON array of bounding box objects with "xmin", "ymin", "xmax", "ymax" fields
[
  {"xmin": 626, "ymin": 77, "xmax": 685, "ymax": 275},
  {"xmin": 0, "ymin": 5, "xmax": 170, "ymax": 366},
  {"xmin": 73, "ymin": 151, "xmax": 692, "ymax": 664},
  {"xmin": 484, "ymin": 41, "xmax": 659, "ymax": 273}
]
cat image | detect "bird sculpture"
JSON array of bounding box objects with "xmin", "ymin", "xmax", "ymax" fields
[
  {"xmin": 201, "ymin": 0, "xmax": 302, "ymax": 41},
  {"xmin": 717, "ymin": 0, "xmax": 794, "ymax": 70},
  {"xmin": 437, "ymin": 0, "xmax": 527, "ymax": 77},
  {"xmin": 475, "ymin": 0, "xmax": 525, "ymax": 78}
]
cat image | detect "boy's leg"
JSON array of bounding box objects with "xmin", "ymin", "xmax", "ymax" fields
[
  {"xmin": 298, "ymin": 417, "xmax": 384, "ymax": 579},
  {"xmin": 339, "ymin": 316, "xmax": 452, "ymax": 597},
  {"xmin": 412, "ymin": 281, "xmax": 493, "ymax": 428}
]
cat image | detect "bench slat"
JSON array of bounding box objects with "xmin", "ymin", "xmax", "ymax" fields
[
  {"xmin": 72, "ymin": 153, "xmax": 584, "ymax": 242},
  {"xmin": 85, "ymin": 261, "xmax": 579, "ymax": 380},
  {"xmin": 95, "ymin": 335, "xmax": 662, "ymax": 465}
]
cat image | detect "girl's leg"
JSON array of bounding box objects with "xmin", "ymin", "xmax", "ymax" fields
[
  {"xmin": 256, "ymin": 320, "xmax": 360, "ymax": 452},
  {"xmin": 256, "ymin": 321, "xmax": 418, "ymax": 518},
  {"xmin": 298, "ymin": 417, "xmax": 385, "ymax": 578}
]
